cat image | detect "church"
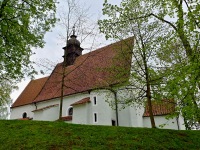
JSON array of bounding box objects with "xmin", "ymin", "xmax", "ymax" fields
[{"xmin": 10, "ymin": 33, "xmax": 185, "ymax": 130}]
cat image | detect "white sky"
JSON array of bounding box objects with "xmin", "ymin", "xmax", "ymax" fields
[{"xmin": 11, "ymin": 0, "xmax": 121, "ymax": 102}]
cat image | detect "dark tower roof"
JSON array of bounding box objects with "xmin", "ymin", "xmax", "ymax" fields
[
  {"xmin": 63, "ymin": 31, "xmax": 83, "ymax": 66},
  {"xmin": 67, "ymin": 35, "xmax": 80, "ymax": 47}
]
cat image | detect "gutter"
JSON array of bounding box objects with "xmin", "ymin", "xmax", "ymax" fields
[{"xmin": 176, "ymin": 115, "xmax": 180, "ymax": 130}]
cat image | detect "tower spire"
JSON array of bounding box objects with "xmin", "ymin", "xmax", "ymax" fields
[
  {"xmin": 62, "ymin": 25, "xmax": 83, "ymax": 66},
  {"xmin": 72, "ymin": 25, "xmax": 75, "ymax": 35}
]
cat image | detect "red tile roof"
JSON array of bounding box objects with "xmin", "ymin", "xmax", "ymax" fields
[
  {"xmin": 18, "ymin": 117, "xmax": 33, "ymax": 120},
  {"xmin": 11, "ymin": 77, "xmax": 48, "ymax": 108},
  {"xmin": 61, "ymin": 116, "xmax": 72, "ymax": 121},
  {"xmin": 32, "ymin": 104, "xmax": 59, "ymax": 112},
  {"xmin": 71, "ymin": 97, "xmax": 90, "ymax": 106},
  {"xmin": 33, "ymin": 38, "xmax": 133, "ymax": 103},
  {"xmin": 143, "ymin": 100, "xmax": 175, "ymax": 117}
]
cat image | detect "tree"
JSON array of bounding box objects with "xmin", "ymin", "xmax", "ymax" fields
[
  {"xmin": 156, "ymin": 40, "xmax": 200, "ymax": 129},
  {"xmin": 0, "ymin": 0, "xmax": 57, "ymax": 115},
  {"xmin": 55, "ymin": 0, "xmax": 99, "ymax": 120},
  {"xmin": 0, "ymin": 0, "xmax": 57, "ymax": 81},
  {"xmin": 99, "ymin": 13, "xmax": 170, "ymax": 128},
  {"xmin": 0, "ymin": 80, "xmax": 17, "ymax": 119},
  {"xmin": 99, "ymin": 0, "xmax": 200, "ymax": 129}
]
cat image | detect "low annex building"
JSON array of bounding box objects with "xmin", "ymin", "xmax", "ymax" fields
[{"xmin": 10, "ymin": 34, "xmax": 185, "ymax": 129}]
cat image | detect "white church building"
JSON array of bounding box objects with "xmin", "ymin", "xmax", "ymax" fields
[{"xmin": 10, "ymin": 34, "xmax": 185, "ymax": 130}]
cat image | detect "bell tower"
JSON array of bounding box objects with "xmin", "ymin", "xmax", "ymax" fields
[{"xmin": 63, "ymin": 26, "xmax": 83, "ymax": 66}]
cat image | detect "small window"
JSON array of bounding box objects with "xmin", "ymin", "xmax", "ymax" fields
[
  {"xmin": 68, "ymin": 107, "xmax": 73, "ymax": 116},
  {"xmin": 93, "ymin": 96, "xmax": 97, "ymax": 105},
  {"xmin": 22, "ymin": 112, "xmax": 27, "ymax": 118},
  {"xmin": 94, "ymin": 113, "xmax": 98, "ymax": 123}
]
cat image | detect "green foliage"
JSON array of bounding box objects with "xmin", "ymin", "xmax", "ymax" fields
[
  {"xmin": 156, "ymin": 48, "xmax": 200, "ymax": 129},
  {"xmin": 99, "ymin": 0, "xmax": 200, "ymax": 129},
  {"xmin": 0, "ymin": 79, "xmax": 17, "ymax": 119},
  {"xmin": 0, "ymin": 120, "xmax": 200, "ymax": 149},
  {"xmin": 0, "ymin": 0, "xmax": 57, "ymax": 109},
  {"xmin": 0, "ymin": 0, "xmax": 57, "ymax": 81},
  {"xmin": 98, "ymin": 0, "xmax": 172, "ymax": 128}
]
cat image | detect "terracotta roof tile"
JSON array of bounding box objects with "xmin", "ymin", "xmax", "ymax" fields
[
  {"xmin": 18, "ymin": 117, "xmax": 33, "ymax": 120},
  {"xmin": 61, "ymin": 116, "xmax": 72, "ymax": 121},
  {"xmin": 143, "ymin": 100, "xmax": 175, "ymax": 117},
  {"xmin": 33, "ymin": 38, "xmax": 134, "ymax": 103},
  {"xmin": 71, "ymin": 97, "xmax": 90, "ymax": 106},
  {"xmin": 32, "ymin": 104, "xmax": 59, "ymax": 112},
  {"xmin": 11, "ymin": 77, "xmax": 48, "ymax": 108}
]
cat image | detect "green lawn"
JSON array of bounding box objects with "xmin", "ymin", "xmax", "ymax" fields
[{"xmin": 0, "ymin": 120, "xmax": 199, "ymax": 150}]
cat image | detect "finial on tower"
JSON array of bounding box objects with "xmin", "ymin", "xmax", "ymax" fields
[
  {"xmin": 62, "ymin": 24, "xmax": 83, "ymax": 66},
  {"xmin": 72, "ymin": 25, "xmax": 75, "ymax": 35},
  {"xmin": 70, "ymin": 25, "xmax": 77, "ymax": 38}
]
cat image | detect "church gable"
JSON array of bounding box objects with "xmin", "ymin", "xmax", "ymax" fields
[{"xmin": 11, "ymin": 77, "xmax": 48, "ymax": 108}]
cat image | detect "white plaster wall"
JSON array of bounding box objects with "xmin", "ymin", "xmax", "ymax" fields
[
  {"xmin": 129, "ymin": 106, "xmax": 142, "ymax": 127},
  {"xmin": 33, "ymin": 92, "xmax": 89, "ymax": 121},
  {"xmin": 178, "ymin": 115, "xmax": 186, "ymax": 130},
  {"xmin": 135, "ymin": 104, "xmax": 145, "ymax": 127},
  {"xmin": 62, "ymin": 92, "xmax": 89, "ymax": 117},
  {"xmin": 118, "ymin": 106, "xmax": 131, "ymax": 127},
  {"xmin": 143, "ymin": 116, "xmax": 179, "ymax": 129},
  {"xmin": 33, "ymin": 99, "xmax": 60, "ymax": 121},
  {"xmin": 36, "ymin": 99, "xmax": 59, "ymax": 109},
  {"xmin": 89, "ymin": 88, "xmax": 144, "ymax": 127},
  {"xmin": 116, "ymin": 89, "xmax": 132, "ymax": 127},
  {"xmin": 33, "ymin": 106, "xmax": 59, "ymax": 121},
  {"xmin": 10, "ymin": 104, "xmax": 35, "ymax": 119},
  {"xmin": 33, "ymin": 111, "xmax": 43, "ymax": 120},
  {"xmin": 73, "ymin": 104, "xmax": 88, "ymax": 124},
  {"xmin": 90, "ymin": 90, "xmax": 113, "ymax": 126},
  {"xmin": 116, "ymin": 88, "xmax": 144, "ymax": 127}
]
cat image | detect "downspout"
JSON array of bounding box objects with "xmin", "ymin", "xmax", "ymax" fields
[
  {"xmin": 114, "ymin": 92, "xmax": 119, "ymax": 126},
  {"xmin": 176, "ymin": 115, "xmax": 180, "ymax": 130},
  {"xmin": 34, "ymin": 102, "xmax": 37, "ymax": 110}
]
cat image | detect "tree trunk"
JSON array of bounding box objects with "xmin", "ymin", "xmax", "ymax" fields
[
  {"xmin": 59, "ymin": 66, "xmax": 65, "ymax": 120},
  {"xmin": 146, "ymin": 82, "xmax": 156, "ymax": 128},
  {"xmin": 59, "ymin": 49, "xmax": 67, "ymax": 120},
  {"xmin": 143, "ymin": 50, "xmax": 156, "ymax": 128}
]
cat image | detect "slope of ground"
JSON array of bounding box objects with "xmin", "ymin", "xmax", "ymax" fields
[{"xmin": 0, "ymin": 120, "xmax": 199, "ymax": 149}]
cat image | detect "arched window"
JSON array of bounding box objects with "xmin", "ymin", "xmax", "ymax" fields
[
  {"xmin": 68, "ymin": 107, "xmax": 73, "ymax": 116},
  {"xmin": 22, "ymin": 112, "xmax": 27, "ymax": 118}
]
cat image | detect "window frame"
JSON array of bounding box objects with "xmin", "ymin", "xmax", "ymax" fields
[
  {"xmin": 93, "ymin": 96, "xmax": 97, "ymax": 106},
  {"xmin": 68, "ymin": 106, "xmax": 73, "ymax": 116},
  {"xmin": 93, "ymin": 112, "xmax": 98, "ymax": 123}
]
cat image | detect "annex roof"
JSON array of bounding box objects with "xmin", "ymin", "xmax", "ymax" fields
[
  {"xmin": 71, "ymin": 97, "xmax": 90, "ymax": 106},
  {"xmin": 32, "ymin": 104, "xmax": 59, "ymax": 112},
  {"xmin": 143, "ymin": 100, "xmax": 175, "ymax": 117},
  {"xmin": 11, "ymin": 77, "xmax": 48, "ymax": 108}
]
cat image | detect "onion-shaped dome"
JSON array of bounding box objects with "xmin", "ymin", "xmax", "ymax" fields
[{"xmin": 67, "ymin": 35, "xmax": 80, "ymax": 46}]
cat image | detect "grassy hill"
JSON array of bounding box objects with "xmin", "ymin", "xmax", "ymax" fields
[{"xmin": 0, "ymin": 120, "xmax": 200, "ymax": 150}]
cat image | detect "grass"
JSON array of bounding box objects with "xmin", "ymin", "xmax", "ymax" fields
[{"xmin": 0, "ymin": 120, "xmax": 200, "ymax": 150}]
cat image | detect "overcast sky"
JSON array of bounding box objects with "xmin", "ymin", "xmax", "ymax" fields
[{"xmin": 11, "ymin": 0, "xmax": 121, "ymax": 101}]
